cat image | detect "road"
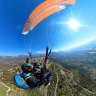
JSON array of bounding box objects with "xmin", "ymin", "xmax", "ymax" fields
[
  {"xmin": 70, "ymin": 71, "xmax": 96, "ymax": 95},
  {"xmin": 0, "ymin": 82, "xmax": 12, "ymax": 96}
]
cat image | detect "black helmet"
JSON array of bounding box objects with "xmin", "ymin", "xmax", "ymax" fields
[{"xmin": 21, "ymin": 63, "xmax": 33, "ymax": 73}]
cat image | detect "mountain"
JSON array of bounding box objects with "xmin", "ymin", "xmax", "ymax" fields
[
  {"xmin": 0, "ymin": 53, "xmax": 45, "ymax": 62},
  {"xmin": 1, "ymin": 40, "xmax": 96, "ymax": 96}
]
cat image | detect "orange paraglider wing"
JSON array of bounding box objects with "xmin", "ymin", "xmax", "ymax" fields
[
  {"xmin": 22, "ymin": 0, "xmax": 76, "ymax": 35},
  {"xmin": 30, "ymin": 5, "xmax": 66, "ymax": 33}
]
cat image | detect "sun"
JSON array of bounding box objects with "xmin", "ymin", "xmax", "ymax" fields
[{"xmin": 67, "ymin": 19, "xmax": 82, "ymax": 29}]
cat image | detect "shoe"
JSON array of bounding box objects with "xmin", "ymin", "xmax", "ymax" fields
[
  {"xmin": 44, "ymin": 82, "xmax": 50, "ymax": 86},
  {"xmin": 47, "ymin": 82, "xmax": 50, "ymax": 86}
]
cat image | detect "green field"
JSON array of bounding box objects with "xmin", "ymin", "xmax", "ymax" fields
[{"xmin": 0, "ymin": 83, "xmax": 8, "ymax": 96}]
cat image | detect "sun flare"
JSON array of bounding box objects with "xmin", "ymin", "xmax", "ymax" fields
[{"xmin": 67, "ymin": 19, "xmax": 82, "ymax": 29}]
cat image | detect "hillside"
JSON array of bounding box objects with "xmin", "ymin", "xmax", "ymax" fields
[
  {"xmin": 0, "ymin": 58, "xmax": 84, "ymax": 96},
  {"xmin": 1, "ymin": 41, "xmax": 96, "ymax": 96}
]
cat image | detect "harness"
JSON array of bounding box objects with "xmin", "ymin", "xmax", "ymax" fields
[
  {"xmin": 21, "ymin": 72, "xmax": 32, "ymax": 80},
  {"xmin": 20, "ymin": 72, "xmax": 40, "ymax": 89}
]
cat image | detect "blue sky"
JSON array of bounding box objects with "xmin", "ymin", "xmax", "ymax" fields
[{"xmin": 0, "ymin": 0, "xmax": 96, "ymax": 55}]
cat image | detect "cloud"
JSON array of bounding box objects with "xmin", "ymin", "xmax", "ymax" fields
[{"xmin": 36, "ymin": 51, "xmax": 45, "ymax": 54}]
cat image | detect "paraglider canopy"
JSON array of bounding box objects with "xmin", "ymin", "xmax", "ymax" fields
[{"xmin": 22, "ymin": 0, "xmax": 76, "ymax": 35}]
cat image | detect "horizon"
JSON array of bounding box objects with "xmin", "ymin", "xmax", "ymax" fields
[{"xmin": 0, "ymin": 38, "xmax": 96, "ymax": 56}]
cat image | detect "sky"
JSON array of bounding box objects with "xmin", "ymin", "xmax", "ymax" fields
[{"xmin": 0, "ymin": 0, "xmax": 96, "ymax": 55}]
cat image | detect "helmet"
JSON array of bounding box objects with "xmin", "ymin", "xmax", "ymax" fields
[{"xmin": 21, "ymin": 63, "xmax": 33, "ymax": 73}]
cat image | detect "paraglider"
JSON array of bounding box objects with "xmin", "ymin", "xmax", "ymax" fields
[
  {"xmin": 22, "ymin": 0, "xmax": 76, "ymax": 35},
  {"xmin": 14, "ymin": 47, "xmax": 52, "ymax": 90},
  {"xmin": 14, "ymin": 0, "xmax": 76, "ymax": 90}
]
